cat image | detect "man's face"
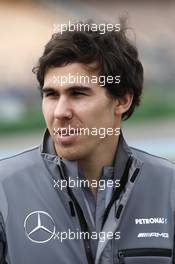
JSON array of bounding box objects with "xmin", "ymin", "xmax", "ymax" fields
[{"xmin": 42, "ymin": 63, "xmax": 121, "ymax": 161}]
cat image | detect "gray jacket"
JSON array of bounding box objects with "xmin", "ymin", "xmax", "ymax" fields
[{"xmin": 0, "ymin": 130, "xmax": 175, "ymax": 264}]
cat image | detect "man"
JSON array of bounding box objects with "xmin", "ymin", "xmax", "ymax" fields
[{"xmin": 0, "ymin": 20, "xmax": 175, "ymax": 264}]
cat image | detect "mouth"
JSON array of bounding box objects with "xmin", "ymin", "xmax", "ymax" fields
[
  {"xmin": 53, "ymin": 128, "xmax": 81, "ymax": 144},
  {"xmin": 54, "ymin": 128, "xmax": 80, "ymax": 137},
  {"xmin": 59, "ymin": 132, "xmax": 79, "ymax": 137}
]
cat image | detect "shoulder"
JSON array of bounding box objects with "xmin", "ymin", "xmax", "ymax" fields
[
  {"xmin": 0, "ymin": 146, "xmax": 41, "ymax": 182},
  {"xmin": 130, "ymin": 146, "xmax": 175, "ymax": 175}
]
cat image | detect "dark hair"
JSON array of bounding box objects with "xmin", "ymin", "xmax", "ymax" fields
[{"xmin": 33, "ymin": 19, "xmax": 144, "ymax": 120}]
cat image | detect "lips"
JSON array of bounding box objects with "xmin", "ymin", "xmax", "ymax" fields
[
  {"xmin": 55, "ymin": 128, "xmax": 80, "ymax": 136},
  {"xmin": 53, "ymin": 127, "xmax": 82, "ymax": 145},
  {"xmin": 60, "ymin": 132, "xmax": 79, "ymax": 137}
]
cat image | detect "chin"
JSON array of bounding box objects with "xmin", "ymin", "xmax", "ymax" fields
[{"xmin": 57, "ymin": 148, "xmax": 84, "ymax": 161}]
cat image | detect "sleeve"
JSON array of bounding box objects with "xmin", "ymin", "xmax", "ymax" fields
[
  {"xmin": 0, "ymin": 180, "xmax": 9, "ymax": 264},
  {"xmin": 171, "ymin": 164, "xmax": 175, "ymax": 264},
  {"xmin": 0, "ymin": 213, "xmax": 8, "ymax": 264}
]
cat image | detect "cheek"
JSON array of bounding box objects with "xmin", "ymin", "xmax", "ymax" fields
[
  {"xmin": 76, "ymin": 99, "xmax": 101, "ymax": 116},
  {"xmin": 87, "ymin": 100, "xmax": 113, "ymax": 119},
  {"xmin": 42, "ymin": 101, "xmax": 54, "ymax": 123},
  {"xmin": 75, "ymin": 104, "xmax": 106, "ymax": 127}
]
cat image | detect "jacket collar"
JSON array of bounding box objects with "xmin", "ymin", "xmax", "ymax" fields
[{"xmin": 40, "ymin": 128, "xmax": 135, "ymax": 180}]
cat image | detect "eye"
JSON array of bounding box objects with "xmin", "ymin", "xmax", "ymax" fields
[
  {"xmin": 72, "ymin": 91, "xmax": 87, "ymax": 96},
  {"xmin": 46, "ymin": 92, "xmax": 54, "ymax": 96},
  {"xmin": 44, "ymin": 91, "xmax": 57, "ymax": 97}
]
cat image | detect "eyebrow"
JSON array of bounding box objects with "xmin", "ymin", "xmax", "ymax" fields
[
  {"xmin": 42, "ymin": 87, "xmax": 57, "ymax": 93},
  {"xmin": 42, "ymin": 85, "xmax": 92, "ymax": 93}
]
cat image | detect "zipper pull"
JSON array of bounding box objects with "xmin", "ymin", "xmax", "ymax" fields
[{"xmin": 118, "ymin": 251, "xmax": 125, "ymax": 264}]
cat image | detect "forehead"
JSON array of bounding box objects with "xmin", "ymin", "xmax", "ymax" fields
[{"xmin": 43, "ymin": 62, "xmax": 99, "ymax": 89}]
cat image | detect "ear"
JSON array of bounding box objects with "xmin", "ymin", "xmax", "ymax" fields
[{"xmin": 114, "ymin": 93, "xmax": 133, "ymax": 116}]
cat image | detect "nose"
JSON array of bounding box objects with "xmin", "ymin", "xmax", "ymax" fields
[{"xmin": 54, "ymin": 96, "xmax": 73, "ymax": 120}]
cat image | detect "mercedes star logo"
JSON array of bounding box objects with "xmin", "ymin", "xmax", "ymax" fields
[{"xmin": 24, "ymin": 211, "xmax": 56, "ymax": 243}]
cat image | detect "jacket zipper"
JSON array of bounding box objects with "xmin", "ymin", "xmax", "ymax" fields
[
  {"xmin": 102, "ymin": 156, "xmax": 134, "ymax": 228},
  {"xmin": 118, "ymin": 248, "xmax": 172, "ymax": 264},
  {"xmin": 58, "ymin": 160, "xmax": 94, "ymax": 264}
]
